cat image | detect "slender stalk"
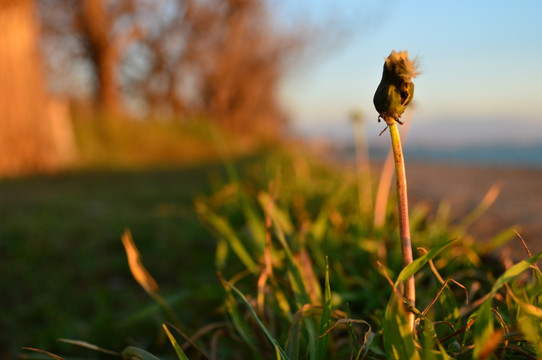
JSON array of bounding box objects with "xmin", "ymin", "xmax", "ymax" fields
[
  {"xmin": 373, "ymin": 150, "xmax": 394, "ymax": 229},
  {"xmin": 374, "ymin": 111, "xmax": 412, "ymax": 229},
  {"xmin": 373, "ymin": 50, "xmax": 418, "ymax": 332},
  {"xmin": 351, "ymin": 113, "xmax": 373, "ymax": 219},
  {"xmin": 386, "ymin": 117, "xmax": 415, "ymax": 330}
]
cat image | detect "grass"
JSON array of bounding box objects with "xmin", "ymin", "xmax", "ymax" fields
[
  {"xmin": 70, "ymin": 114, "xmax": 268, "ymax": 169},
  {"xmin": 5, "ymin": 144, "xmax": 541, "ymax": 359},
  {"xmin": 186, "ymin": 149, "xmax": 535, "ymax": 359},
  {"xmin": 0, "ymin": 159, "xmax": 256, "ymax": 359}
]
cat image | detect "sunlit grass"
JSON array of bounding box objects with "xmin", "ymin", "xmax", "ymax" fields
[
  {"xmin": 181, "ymin": 150, "xmax": 538, "ymax": 359},
  {"xmin": 12, "ymin": 146, "xmax": 542, "ymax": 359},
  {"xmin": 70, "ymin": 114, "xmax": 271, "ymax": 169}
]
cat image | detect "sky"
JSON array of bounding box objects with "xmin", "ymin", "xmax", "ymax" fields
[{"xmin": 278, "ymin": 0, "xmax": 542, "ymax": 146}]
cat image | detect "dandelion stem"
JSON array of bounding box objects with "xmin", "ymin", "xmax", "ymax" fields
[{"xmin": 386, "ymin": 117, "xmax": 415, "ymax": 331}]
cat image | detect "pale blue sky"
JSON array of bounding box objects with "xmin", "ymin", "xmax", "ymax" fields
[{"xmin": 279, "ymin": 1, "xmax": 542, "ymax": 144}]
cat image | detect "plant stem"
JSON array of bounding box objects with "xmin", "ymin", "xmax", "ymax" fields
[
  {"xmin": 352, "ymin": 118, "xmax": 372, "ymax": 219},
  {"xmin": 386, "ymin": 117, "xmax": 415, "ymax": 331},
  {"xmin": 374, "ymin": 112, "xmax": 412, "ymax": 229}
]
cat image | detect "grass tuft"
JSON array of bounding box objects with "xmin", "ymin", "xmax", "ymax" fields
[{"xmin": 16, "ymin": 148, "xmax": 542, "ymax": 359}]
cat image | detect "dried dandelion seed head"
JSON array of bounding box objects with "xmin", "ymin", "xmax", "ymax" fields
[
  {"xmin": 386, "ymin": 50, "xmax": 419, "ymax": 82},
  {"xmin": 374, "ymin": 50, "xmax": 419, "ymax": 125}
]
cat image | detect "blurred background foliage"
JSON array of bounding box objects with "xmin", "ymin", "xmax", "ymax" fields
[
  {"xmin": 0, "ymin": 0, "xmax": 361, "ymax": 357},
  {"xmin": 1, "ymin": 0, "xmax": 358, "ymax": 175}
]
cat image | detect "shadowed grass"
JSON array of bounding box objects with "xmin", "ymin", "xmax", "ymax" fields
[{"xmin": 0, "ymin": 157, "xmax": 262, "ymax": 359}]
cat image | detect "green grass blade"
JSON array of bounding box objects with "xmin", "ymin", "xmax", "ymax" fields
[
  {"xmin": 310, "ymin": 208, "xmax": 329, "ymax": 242},
  {"xmin": 258, "ymin": 192, "xmax": 294, "ymax": 235},
  {"xmin": 453, "ymin": 183, "xmax": 501, "ymax": 235},
  {"xmin": 285, "ymin": 310, "xmax": 304, "ymax": 359},
  {"xmin": 196, "ymin": 202, "xmax": 258, "ymax": 273},
  {"xmin": 345, "ymin": 305, "xmax": 360, "ymax": 358},
  {"xmin": 478, "ymin": 226, "xmax": 516, "ymax": 254},
  {"xmin": 228, "ymin": 282, "xmax": 291, "ymax": 360},
  {"xmin": 420, "ymin": 323, "xmax": 450, "ymax": 360},
  {"xmin": 508, "ymin": 289, "xmax": 542, "ymax": 354},
  {"xmin": 436, "ymin": 286, "xmax": 461, "ymax": 324},
  {"xmin": 219, "ymin": 277, "xmax": 259, "ymax": 353},
  {"xmin": 242, "ymin": 194, "xmax": 267, "ymax": 249},
  {"xmin": 211, "ymin": 127, "xmax": 266, "ymax": 248},
  {"xmin": 518, "ymin": 310, "xmax": 542, "ymax": 356},
  {"xmin": 395, "ymin": 239, "xmax": 456, "ymax": 287},
  {"xmin": 320, "ymin": 318, "xmax": 374, "ymax": 359},
  {"xmin": 162, "ymin": 324, "xmax": 190, "ymax": 360},
  {"xmin": 516, "ymin": 297, "xmax": 542, "ymax": 319},
  {"xmin": 317, "ymin": 258, "xmax": 332, "ymax": 360},
  {"xmin": 415, "ymin": 313, "xmax": 450, "ymax": 360},
  {"xmin": 472, "ymin": 300, "xmax": 494, "ymax": 359},
  {"xmin": 473, "ymin": 252, "xmax": 542, "ymax": 358},
  {"xmin": 382, "ymin": 292, "xmax": 421, "ymax": 360},
  {"xmin": 489, "ymin": 251, "xmax": 542, "ymax": 296},
  {"xmin": 274, "ymin": 226, "xmax": 311, "ymax": 306},
  {"xmin": 273, "ymin": 225, "xmax": 319, "ymax": 358},
  {"xmin": 274, "ymin": 344, "xmax": 283, "ymax": 360}
]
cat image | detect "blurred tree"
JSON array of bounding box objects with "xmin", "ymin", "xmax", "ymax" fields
[
  {"xmin": 195, "ymin": 0, "xmax": 293, "ymax": 133},
  {"xmin": 0, "ymin": 0, "xmax": 58, "ymax": 174},
  {"xmin": 38, "ymin": 0, "xmax": 140, "ymax": 115},
  {"xmin": 78, "ymin": 0, "xmax": 121, "ymax": 114},
  {"xmin": 38, "ymin": 0, "xmax": 297, "ymax": 135}
]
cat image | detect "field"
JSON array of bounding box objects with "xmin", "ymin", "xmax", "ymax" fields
[
  {"xmin": 0, "ymin": 160, "xmax": 235, "ymax": 358},
  {"xmin": 3, "ymin": 146, "xmax": 542, "ymax": 359}
]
